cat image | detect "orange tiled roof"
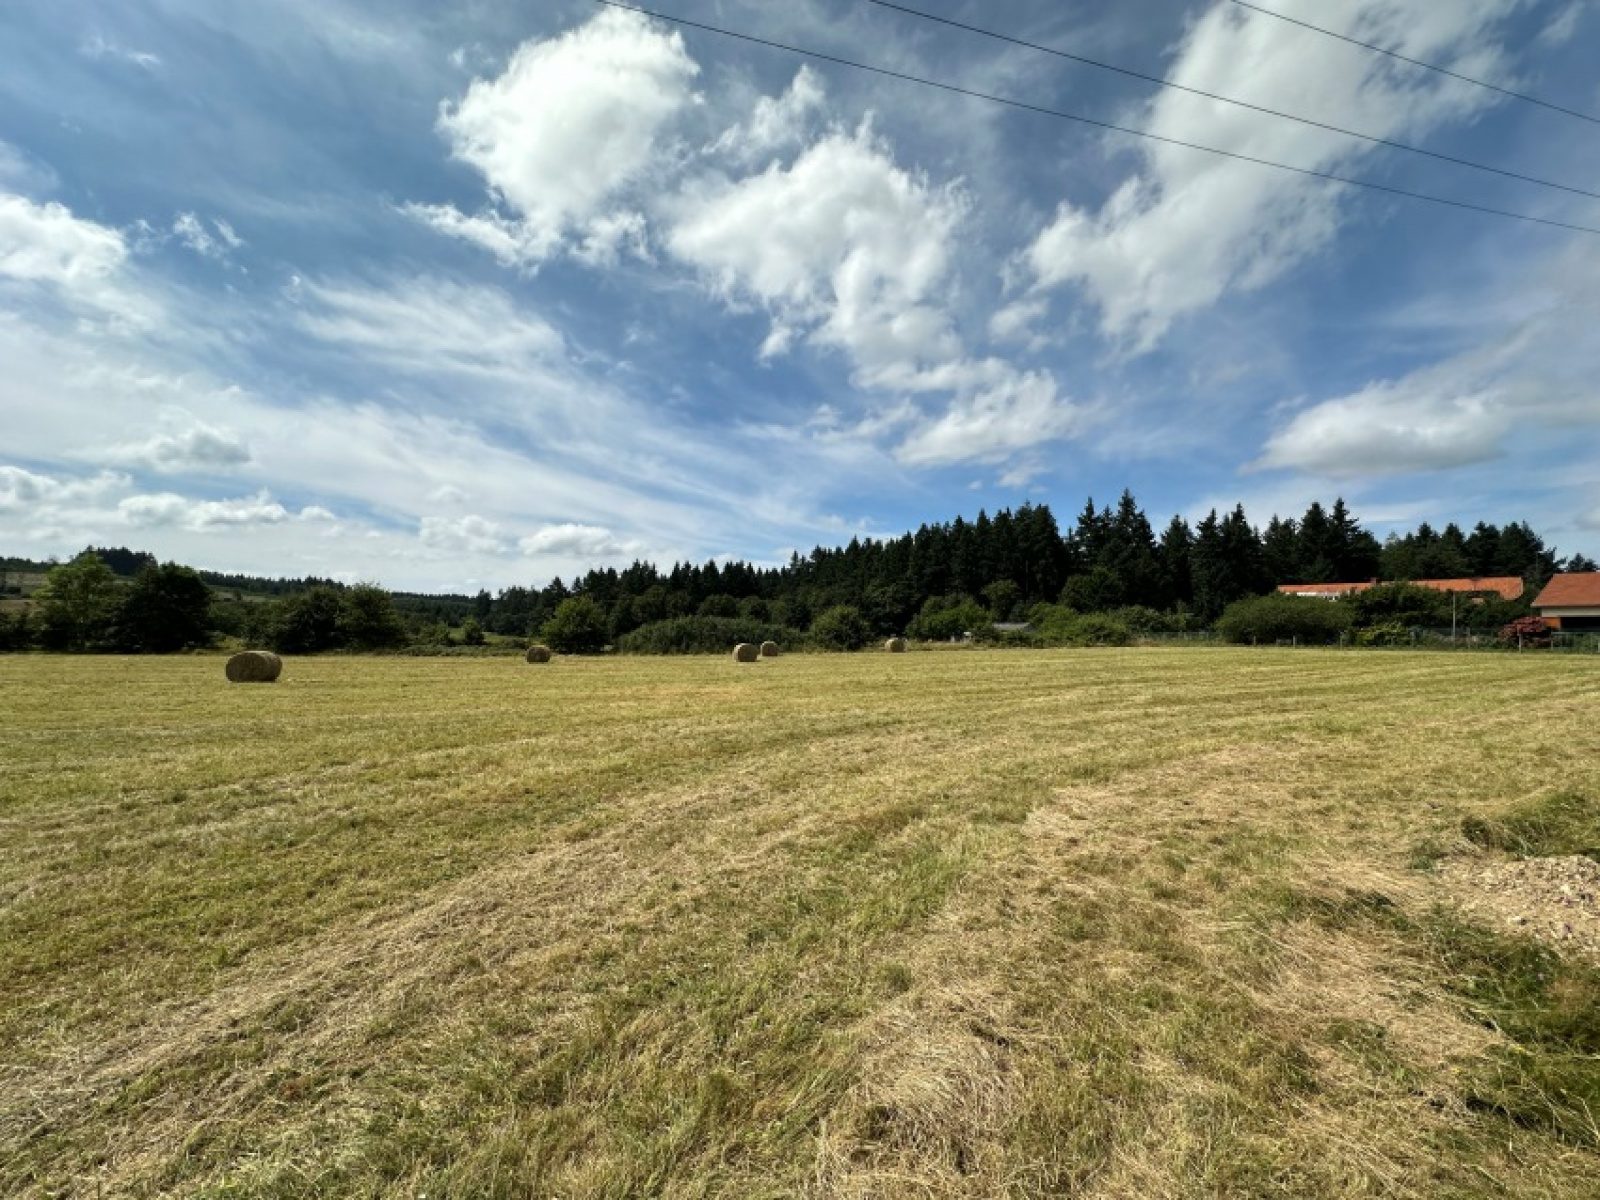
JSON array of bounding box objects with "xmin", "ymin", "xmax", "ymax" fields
[
  {"xmin": 1411, "ymin": 577, "xmax": 1525, "ymax": 601},
  {"xmin": 1276, "ymin": 581, "xmax": 1373, "ymax": 597},
  {"xmin": 1276, "ymin": 577, "xmax": 1525, "ymax": 601},
  {"xmin": 1533, "ymin": 572, "xmax": 1600, "ymax": 609}
]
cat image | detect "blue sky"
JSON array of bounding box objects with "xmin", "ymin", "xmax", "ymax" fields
[{"xmin": 2, "ymin": 0, "xmax": 1597, "ymax": 592}]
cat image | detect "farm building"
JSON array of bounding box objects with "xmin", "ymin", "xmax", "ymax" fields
[
  {"xmin": 1277, "ymin": 581, "xmax": 1373, "ymax": 600},
  {"xmin": 1532, "ymin": 572, "xmax": 1600, "ymax": 631},
  {"xmin": 1277, "ymin": 576, "xmax": 1525, "ymax": 602}
]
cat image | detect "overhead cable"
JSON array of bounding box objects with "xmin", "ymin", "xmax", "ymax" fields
[
  {"xmin": 866, "ymin": 0, "xmax": 1600, "ymax": 202},
  {"xmin": 588, "ymin": 0, "xmax": 1600, "ymax": 237},
  {"xmin": 1228, "ymin": 0, "xmax": 1600, "ymax": 126}
]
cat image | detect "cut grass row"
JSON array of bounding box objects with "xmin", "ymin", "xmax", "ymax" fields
[{"xmin": 1, "ymin": 648, "xmax": 1598, "ymax": 1196}]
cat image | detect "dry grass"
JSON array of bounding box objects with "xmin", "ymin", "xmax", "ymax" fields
[{"xmin": 2, "ymin": 648, "xmax": 1599, "ymax": 1197}]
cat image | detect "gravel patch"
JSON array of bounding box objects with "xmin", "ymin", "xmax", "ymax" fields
[{"xmin": 1436, "ymin": 854, "xmax": 1600, "ymax": 959}]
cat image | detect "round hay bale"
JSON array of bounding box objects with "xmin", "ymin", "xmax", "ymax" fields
[
  {"xmin": 732, "ymin": 642, "xmax": 759, "ymax": 663},
  {"xmin": 526, "ymin": 644, "xmax": 552, "ymax": 663},
  {"xmin": 760, "ymin": 640, "xmax": 780, "ymax": 657},
  {"xmin": 884, "ymin": 637, "xmax": 907, "ymax": 653},
  {"xmin": 225, "ymin": 650, "xmax": 282, "ymax": 683}
]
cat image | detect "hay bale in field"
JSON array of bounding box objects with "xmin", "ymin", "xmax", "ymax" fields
[
  {"xmin": 885, "ymin": 637, "xmax": 907, "ymax": 653},
  {"xmin": 760, "ymin": 641, "xmax": 780, "ymax": 657},
  {"xmin": 225, "ymin": 650, "xmax": 282, "ymax": 683},
  {"xmin": 526, "ymin": 644, "xmax": 552, "ymax": 663},
  {"xmin": 733, "ymin": 642, "xmax": 759, "ymax": 662}
]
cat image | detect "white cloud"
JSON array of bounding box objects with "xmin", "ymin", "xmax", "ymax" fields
[
  {"xmin": 297, "ymin": 275, "xmax": 564, "ymax": 377},
  {"xmin": 519, "ymin": 523, "xmax": 639, "ymax": 558},
  {"xmin": 420, "ymin": 8, "xmax": 698, "ymax": 267},
  {"xmin": 572, "ymin": 210, "xmax": 650, "ymax": 268},
  {"xmin": 0, "ymin": 465, "xmax": 127, "ymax": 511},
  {"xmin": 172, "ymin": 213, "xmax": 244, "ymax": 260},
  {"xmin": 80, "ymin": 33, "xmax": 162, "ymax": 71},
  {"xmin": 0, "ymin": 193, "xmax": 127, "ymax": 287},
  {"xmin": 420, "ymin": 514, "xmax": 507, "ymax": 554},
  {"xmin": 1013, "ymin": 0, "xmax": 1517, "ymax": 351},
  {"xmin": 1574, "ymin": 504, "xmax": 1600, "ymax": 532},
  {"xmin": 119, "ymin": 490, "xmax": 293, "ymax": 530},
  {"xmin": 895, "ymin": 367, "xmax": 1085, "ymax": 468},
  {"xmin": 0, "ymin": 142, "xmax": 56, "ymax": 193},
  {"xmin": 708, "ymin": 67, "xmax": 825, "ymax": 163},
  {"xmin": 102, "ymin": 417, "xmax": 251, "ymax": 473},
  {"xmin": 1254, "ymin": 383, "xmax": 1509, "ymax": 477},
  {"xmin": 428, "ymin": 484, "xmax": 469, "ymax": 505},
  {"xmin": 1257, "ymin": 235, "xmax": 1600, "ymax": 478},
  {"xmin": 669, "ymin": 124, "xmax": 965, "ymax": 384}
]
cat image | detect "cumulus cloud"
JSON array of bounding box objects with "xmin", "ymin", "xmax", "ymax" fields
[
  {"xmin": 1254, "ymin": 384, "xmax": 1509, "ymax": 477},
  {"xmin": 0, "ymin": 465, "xmax": 127, "ymax": 511},
  {"xmin": 669, "ymin": 124, "xmax": 965, "ymax": 384},
  {"xmin": 415, "ymin": 7, "xmax": 698, "ymax": 267},
  {"xmin": 119, "ymin": 490, "xmax": 294, "ymax": 530},
  {"xmin": 1257, "ymin": 235, "xmax": 1600, "ymax": 478},
  {"xmin": 708, "ymin": 67, "xmax": 825, "ymax": 163},
  {"xmin": 102, "ymin": 418, "xmax": 251, "ymax": 473},
  {"xmin": 895, "ymin": 366, "xmax": 1086, "ymax": 467},
  {"xmin": 519, "ymin": 522, "xmax": 638, "ymax": 558},
  {"xmin": 420, "ymin": 514, "xmax": 507, "ymax": 554},
  {"xmin": 1013, "ymin": 0, "xmax": 1516, "ymax": 351},
  {"xmin": 0, "ymin": 193, "xmax": 127, "ymax": 287}
]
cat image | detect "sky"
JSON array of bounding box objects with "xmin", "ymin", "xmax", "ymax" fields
[{"xmin": 2, "ymin": 0, "xmax": 1598, "ymax": 593}]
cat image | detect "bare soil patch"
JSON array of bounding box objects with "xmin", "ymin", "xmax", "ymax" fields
[{"xmin": 1436, "ymin": 854, "xmax": 1600, "ymax": 959}]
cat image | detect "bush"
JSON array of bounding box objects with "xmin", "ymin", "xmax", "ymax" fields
[
  {"xmin": 810, "ymin": 604, "xmax": 872, "ymax": 651},
  {"xmin": 0, "ymin": 609, "xmax": 33, "ymax": 652},
  {"xmin": 114, "ymin": 562, "xmax": 213, "ymax": 652},
  {"xmin": 615, "ymin": 616, "xmax": 797, "ymax": 655},
  {"xmin": 1214, "ymin": 593, "xmax": 1353, "ymax": 645},
  {"xmin": 1107, "ymin": 605, "xmax": 1190, "ymax": 634},
  {"xmin": 1341, "ymin": 582, "xmax": 1449, "ymax": 629},
  {"xmin": 263, "ymin": 586, "xmax": 345, "ymax": 653},
  {"xmin": 906, "ymin": 595, "xmax": 989, "ymax": 642},
  {"xmin": 541, "ymin": 596, "xmax": 609, "ymax": 654},
  {"xmin": 337, "ymin": 583, "xmax": 409, "ymax": 650},
  {"xmin": 1500, "ymin": 615, "xmax": 1552, "ymax": 648},
  {"xmin": 1355, "ymin": 623, "xmax": 1411, "ymax": 647},
  {"xmin": 1031, "ymin": 605, "xmax": 1132, "ymax": 646}
]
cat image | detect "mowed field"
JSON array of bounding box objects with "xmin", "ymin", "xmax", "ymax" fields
[{"xmin": 2, "ymin": 649, "xmax": 1599, "ymax": 1198}]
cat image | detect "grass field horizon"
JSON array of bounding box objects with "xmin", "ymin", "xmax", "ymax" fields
[{"xmin": 3, "ymin": 648, "xmax": 1598, "ymax": 1197}]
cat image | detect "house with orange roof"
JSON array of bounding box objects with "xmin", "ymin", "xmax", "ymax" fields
[
  {"xmin": 1276, "ymin": 581, "xmax": 1375, "ymax": 600},
  {"xmin": 1532, "ymin": 572, "xmax": 1600, "ymax": 631},
  {"xmin": 1277, "ymin": 576, "xmax": 1525, "ymax": 602}
]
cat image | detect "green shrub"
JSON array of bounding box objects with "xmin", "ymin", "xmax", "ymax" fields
[
  {"xmin": 615, "ymin": 616, "xmax": 797, "ymax": 655},
  {"xmin": 540, "ymin": 596, "xmax": 608, "ymax": 654},
  {"xmin": 906, "ymin": 595, "xmax": 989, "ymax": 642},
  {"xmin": 1031, "ymin": 605, "xmax": 1132, "ymax": 646},
  {"xmin": 810, "ymin": 604, "xmax": 872, "ymax": 651},
  {"xmin": 1341, "ymin": 582, "xmax": 1450, "ymax": 628},
  {"xmin": 1215, "ymin": 593, "xmax": 1353, "ymax": 645},
  {"xmin": 1355, "ymin": 622, "xmax": 1411, "ymax": 647}
]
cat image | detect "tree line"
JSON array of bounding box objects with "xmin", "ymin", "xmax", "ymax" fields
[{"xmin": 1, "ymin": 494, "xmax": 1593, "ymax": 654}]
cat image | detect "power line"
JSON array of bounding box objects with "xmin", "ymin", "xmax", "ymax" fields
[
  {"xmin": 588, "ymin": 0, "xmax": 1600, "ymax": 237},
  {"xmin": 866, "ymin": 0, "xmax": 1600, "ymax": 202},
  {"xmin": 1228, "ymin": 0, "xmax": 1600, "ymax": 126}
]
